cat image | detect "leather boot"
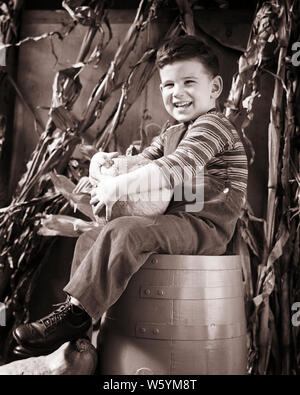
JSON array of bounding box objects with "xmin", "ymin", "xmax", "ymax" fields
[{"xmin": 13, "ymin": 298, "xmax": 91, "ymax": 357}]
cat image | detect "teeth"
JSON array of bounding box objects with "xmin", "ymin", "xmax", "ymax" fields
[{"xmin": 174, "ymin": 102, "xmax": 191, "ymax": 108}]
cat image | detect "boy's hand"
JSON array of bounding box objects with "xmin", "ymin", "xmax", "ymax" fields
[
  {"xmin": 90, "ymin": 174, "xmax": 124, "ymax": 221},
  {"xmin": 89, "ymin": 151, "xmax": 119, "ymax": 186}
]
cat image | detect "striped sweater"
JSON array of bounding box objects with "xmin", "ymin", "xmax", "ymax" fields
[{"xmin": 140, "ymin": 111, "xmax": 248, "ymax": 194}]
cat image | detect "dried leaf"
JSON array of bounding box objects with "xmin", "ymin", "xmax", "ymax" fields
[
  {"xmin": 50, "ymin": 106, "xmax": 79, "ymax": 133},
  {"xmin": 51, "ymin": 65, "xmax": 83, "ymax": 109},
  {"xmin": 0, "ymin": 31, "xmax": 68, "ymax": 52},
  {"xmin": 37, "ymin": 214, "xmax": 104, "ymax": 238},
  {"xmin": 50, "ymin": 172, "xmax": 95, "ymax": 220},
  {"xmin": 73, "ymin": 7, "xmax": 98, "ymax": 27}
]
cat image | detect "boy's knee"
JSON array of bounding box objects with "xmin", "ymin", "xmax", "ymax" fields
[{"xmin": 102, "ymin": 216, "xmax": 144, "ymax": 244}]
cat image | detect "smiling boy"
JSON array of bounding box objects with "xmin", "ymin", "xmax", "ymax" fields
[
  {"xmin": 159, "ymin": 58, "xmax": 222, "ymax": 123},
  {"xmin": 13, "ymin": 35, "xmax": 248, "ymax": 358}
]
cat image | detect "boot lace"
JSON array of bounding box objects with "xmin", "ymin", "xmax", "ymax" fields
[{"xmin": 38, "ymin": 300, "xmax": 72, "ymax": 334}]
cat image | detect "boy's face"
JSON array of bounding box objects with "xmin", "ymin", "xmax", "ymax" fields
[{"xmin": 159, "ymin": 58, "xmax": 222, "ymax": 123}]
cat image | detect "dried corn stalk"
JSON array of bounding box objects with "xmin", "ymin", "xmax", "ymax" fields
[
  {"xmin": 0, "ymin": 0, "xmax": 113, "ymax": 360},
  {"xmin": 0, "ymin": 0, "xmax": 24, "ymax": 207},
  {"xmin": 38, "ymin": 4, "xmax": 192, "ymax": 236},
  {"xmin": 225, "ymin": 0, "xmax": 300, "ymax": 374},
  {"xmin": 95, "ymin": 0, "xmax": 194, "ymax": 151},
  {"xmin": 0, "ymin": 0, "xmax": 182, "ymax": 363}
]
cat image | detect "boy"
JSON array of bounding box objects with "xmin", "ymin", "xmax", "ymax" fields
[{"xmin": 13, "ymin": 35, "xmax": 248, "ymax": 357}]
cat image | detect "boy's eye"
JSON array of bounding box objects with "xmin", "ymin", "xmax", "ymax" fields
[
  {"xmin": 185, "ymin": 80, "xmax": 195, "ymax": 85},
  {"xmin": 163, "ymin": 83, "xmax": 174, "ymax": 89}
]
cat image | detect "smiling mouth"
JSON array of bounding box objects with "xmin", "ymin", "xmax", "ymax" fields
[{"xmin": 173, "ymin": 101, "xmax": 192, "ymax": 108}]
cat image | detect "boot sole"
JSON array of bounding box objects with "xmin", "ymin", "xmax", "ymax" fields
[
  {"xmin": 12, "ymin": 327, "xmax": 91, "ymax": 358},
  {"xmin": 13, "ymin": 343, "xmax": 60, "ymax": 359},
  {"xmin": 13, "ymin": 329, "xmax": 64, "ymax": 358}
]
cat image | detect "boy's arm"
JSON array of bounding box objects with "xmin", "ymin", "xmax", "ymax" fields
[
  {"xmin": 90, "ymin": 162, "xmax": 171, "ymax": 217},
  {"xmin": 117, "ymin": 162, "xmax": 171, "ymax": 196},
  {"xmin": 89, "ymin": 127, "xmax": 165, "ymax": 185},
  {"xmin": 89, "ymin": 151, "xmax": 147, "ymax": 186},
  {"xmin": 151, "ymin": 115, "xmax": 235, "ymax": 188}
]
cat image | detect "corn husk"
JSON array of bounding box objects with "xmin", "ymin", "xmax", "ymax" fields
[{"xmin": 225, "ymin": 0, "xmax": 300, "ymax": 374}]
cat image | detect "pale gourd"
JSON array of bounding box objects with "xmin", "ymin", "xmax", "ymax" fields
[
  {"xmin": 0, "ymin": 338, "xmax": 97, "ymax": 375},
  {"xmin": 90, "ymin": 155, "xmax": 173, "ymax": 221}
]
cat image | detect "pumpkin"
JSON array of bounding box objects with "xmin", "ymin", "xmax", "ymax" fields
[
  {"xmin": 0, "ymin": 338, "xmax": 97, "ymax": 375},
  {"xmin": 89, "ymin": 155, "xmax": 173, "ymax": 221}
]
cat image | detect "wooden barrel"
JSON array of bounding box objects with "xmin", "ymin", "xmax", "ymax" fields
[{"xmin": 97, "ymin": 254, "xmax": 247, "ymax": 375}]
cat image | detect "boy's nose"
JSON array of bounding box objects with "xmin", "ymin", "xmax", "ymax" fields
[{"xmin": 172, "ymin": 84, "xmax": 184, "ymax": 97}]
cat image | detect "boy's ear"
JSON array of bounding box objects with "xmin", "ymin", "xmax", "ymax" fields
[
  {"xmin": 159, "ymin": 83, "xmax": 163, "ymax": 93},
  {"xmin": 210, "ymin": 76, "xmax": 223, "ymax": 99}
]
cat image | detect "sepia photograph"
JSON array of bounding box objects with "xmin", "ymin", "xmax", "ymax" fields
[{"xmin": 0, "ymin": 0, "xmax": 299, "ymax": 381}]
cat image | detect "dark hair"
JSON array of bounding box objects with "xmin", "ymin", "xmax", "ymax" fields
[{"xmin": 156, "ymin": 35, "xmax": 219, "ymax": 77}]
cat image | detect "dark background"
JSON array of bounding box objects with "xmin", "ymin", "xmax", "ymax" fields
[{"xmin": 24, "ymin": 0, "xmax": 258, "ymax": 11}]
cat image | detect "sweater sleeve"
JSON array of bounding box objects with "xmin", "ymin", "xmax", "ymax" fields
[
  {"xmin": 152, "ymin": 114, "xmax": 235, "ymax": 188},
  {"xmin": 140, "ymin": 133, "xmax": 165, "ymax": 160}
]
